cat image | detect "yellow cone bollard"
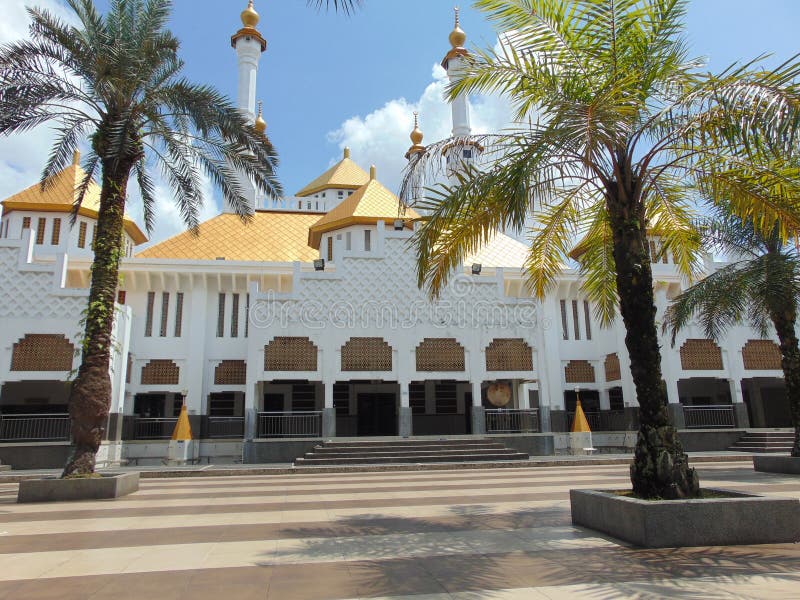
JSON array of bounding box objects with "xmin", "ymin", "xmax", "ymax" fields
[
  {"xmin": 571, "ymin": 399, "xmax": 592, "ymax": 433},
  {"xmin": 171, "ymin": 404, "xmax": 193, "ymax": 440}
]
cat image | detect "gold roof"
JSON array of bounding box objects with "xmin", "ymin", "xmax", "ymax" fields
[
  {"xmin": 466, "ymin": 232, "xmax": 530, "ymax": 269},
  {"xmin": 136, "ymin": 211, "xmax": 321, "ymax": 262},
  {"xmin": 0, "ymin": 156, "xmax": 147, "ymax": 245},
  {"xmin": 295, "ymin": 147, "xmax": 370, "ymax": 197},
  {"xmin": 308, "ymin": 174, "xmax": 420, "ymax": 248}
]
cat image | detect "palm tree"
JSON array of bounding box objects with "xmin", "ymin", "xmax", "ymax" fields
[
  {"xmin": 307, "ymin": 0, "xmax": 362, "ymax": 14},
  {"xmin": 664, "ymin": 213, "xmax": 800, "ymax": 457},
  {"xmin": 401, "ymin": 0, "xmax": 800, "ymax": 498},
  {"xmin": 0, "ymin": 0, "xmax": 281, "ymax": 475}
]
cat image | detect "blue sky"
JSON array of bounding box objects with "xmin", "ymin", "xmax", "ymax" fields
[{"xmin": 2, "ymin": 0, "xmax": 800, "ymax": 242}]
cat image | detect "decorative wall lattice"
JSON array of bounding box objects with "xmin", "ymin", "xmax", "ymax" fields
[
  {"xmin": 604, "ymin": 353, "xmax": 621, "ymax": 381},
  {"xmin": 214, "ymin": 360, "xmax": 247, "ymax": 385},
  {"xmin": 565, "ymin": 359, "xmax": 596, "ymax": 383},
  {"xmin": 11, "ymin": 334, "xmax": 74, "ymax": 371},
  {"xmin": 680, "ymin": 339, "xmax": 723, "ymax": 370},
  {"xmin": 341, "ymin": 337, "xmax": 392, "ymax": 371},
  {"xmin": 416, "ymin": 338, "xmax": 465, "ymax": 371},
  {"xmin": 141, "ymin": 359, "xmax": 180, "ymax": 385},
  {"xmin": 264, "ymin": 337, "xmax": 318, "ymax": 371},
  {"xmin": 485, "ymin": 338, "xmax": 533, "ymax": 371},
  {"xmin": 742, "ymin": 339, "xmax": 782, "ymax": 370}
]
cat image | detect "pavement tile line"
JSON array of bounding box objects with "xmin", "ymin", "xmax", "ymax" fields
[{"xmin": 0, "ymin": 462, "xmax": 797, "ymax": 599}]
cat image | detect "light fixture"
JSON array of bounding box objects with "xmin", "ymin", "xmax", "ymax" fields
[
  {"xmin": 313, "ymin": 258, "xmax": 325, "ymax": 271},
  {"xmin": 471, "ymin": 263, "xmax": 482, "ymax": 275},
  {"xmin": 393, "ymin": 219, "xmax": 404, "ymax": 231}
]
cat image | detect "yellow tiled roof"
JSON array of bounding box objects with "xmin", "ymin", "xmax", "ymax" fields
[
  {"xmin": 308, "ymin": 177, "xmax": 420, "ymax": 248},
  {"xmin": 0, "ymin": 162, "xmax": 147, "ymax": 244},
  {"xmin": 466, "ymin": 232, "xmax": 530, "ymax": 269},
  {"xmin": 136, "ymin": 211, "xmax": 321, "ymax": 262},
  {"xmin": 296, "ymin": 149, "xmax": 370, "ymax": 197}
]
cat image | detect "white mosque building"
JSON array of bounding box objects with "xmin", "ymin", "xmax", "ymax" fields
[{"xmin": 0, "ymin": 3, "xmax": 791, "ymax": 467}]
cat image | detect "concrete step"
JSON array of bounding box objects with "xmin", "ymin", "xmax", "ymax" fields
[
  {"xmin": 303, "ymin": 448, "xmax": 523, "ymax": 460},
  {"xmin": 320, "ymin": 438, "xmax": 497, "ymax": 448},
  {"xmin": 295, "ymin": 452, "xmax": 530, "ymax": 466},
  {"xmin": 310, "ymin": 443, "xmax": 507, "ymax": 454}
]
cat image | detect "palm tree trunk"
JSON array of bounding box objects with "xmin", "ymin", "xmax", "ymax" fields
[
  {"xmin": 62, "ymin": 162, "xmax": 133, "ymax": 476},
  {"xmin": 605, "ymin": 183, "xmax": 700, "ymax": 499},
  {"xmin": 771, "ymin": 309, "xmax": 800, "ymax": 457}
]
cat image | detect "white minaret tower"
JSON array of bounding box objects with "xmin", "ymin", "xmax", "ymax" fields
[
  {"xmin": 225, "ymin": 1, "xmax": 267, "ymax": 213},
  {"xmin": 441, "ymin": 8, "xmax": 482, "ymax": 181},
  {"xmin": 405, "ymin": 112, "xmax": 427, "ymax": 207}
]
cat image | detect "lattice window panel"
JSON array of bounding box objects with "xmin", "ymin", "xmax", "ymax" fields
[
  {"xmin": 11, "ymin": 334, "xmax": 74, "ymax": 371},
  {"xmin": 416, "ymin": 338, "xmax": 465, "ymax": 371},
  {"xmin": 565, "ymin": 360, "xmax": 596, "ymax": 383},
  {"xmin": 264, "ymin": 337, "xmax": 318, "ymax": 371},
  {"xmin": 742, "ymin": 339, "xmax": 782, "ymax": 370},
  {"xmin": 485, "ymin": 338, "xmax": 533, "ymax": 371},
  {"xmin": 126, "ymin": 354, "xmax": 133, "ymax": 384},
  {"xmin": 680, "ymin": 339, "xmax": 723, "ymax": 370},
  {"xmin": 141, "ymin": 359, "xmax": 180, "ymax": 385},
  {"xmin": 604, "ymin": 353, "xmax": 621, "ymax": 381},
  {"xmin": 214, "ymin": 360, "xmax": 247, "ymax": 385},
  {"xmin": 341, "ymin": 337, "xmax": 392, "ymax": 371}
]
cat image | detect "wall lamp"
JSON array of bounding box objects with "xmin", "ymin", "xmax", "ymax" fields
[
  {"xmin": 313, "ymin": 258, "xmax": 325, "ymax": 271},
  {"xmin": 393, "ymin": 219, "xmax": 404, "ymax": 231},
  {"xmin": 471, "ymin": 263, "xmax": 482, "ymax": 275}
]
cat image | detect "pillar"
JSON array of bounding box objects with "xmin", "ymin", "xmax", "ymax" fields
[
  {"xmin": 322, "ymin": 381, "xmax": 336, "ymax": 438},
  {"xmin": 729, "ymin": 378, "xmax": 750, "ymax": 428},
  {"xmin": 398, "ymin": 381, "xmax": 412, "ymax": 438},
  {"xmin": 470, "ymin": 380, "xmax": 485, "ymax": 434}
]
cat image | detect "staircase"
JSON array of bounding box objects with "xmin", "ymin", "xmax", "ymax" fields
[
  {"xmin": 729, "ymin": 431, "xmax": 795, "ymax": 453},
  {"xmin": 294, "ymin": 438, "xmax": 529, "ymax": 466}
]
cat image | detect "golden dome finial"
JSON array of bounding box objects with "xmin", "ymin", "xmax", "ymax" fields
[
  {"xmin": 343, "ymin": 147, "xmax": 351, "ymax": 159},
  {"xmin": 370, "ymin": 165, "xmax": 377, "ymax": 180},
  {"xmin": 254, "ymin": 101, "xmax": 266, "ymax": 134},
  {"xmin": 72, "ymin": 149, "xmax": 81, "ymax": 166},
  {"xmin": 449, "ymin": 6, "xmax": 466, "ymax": 48},
  {"xmin": 241, "ymin": 0, "xmax": 260, "ymax": 29},
  {"xmin": 410, "ymin": 112, "xmax": 424, "ymax": 146}
]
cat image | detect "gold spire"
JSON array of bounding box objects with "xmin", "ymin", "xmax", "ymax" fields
[
  {"xmin": 370, "ymin": 165, "xmax": 377, "ymax": 180},
  {"xmin": 72, "ymin": 149, "xmax": 80, "ymax": 166},
  {"xmin": 405, "ymin": 112, "xmax": 426, "ymax": 159},
  {"xmin": 344, "ymin": 147, "xmax": 351, "ymax": 159},
  {"xmin": 254, "ymin": 101, "xmax": 267, "ymax": 134},
  {"xmin": 241, "ymin": 0, "xmax": 259, "ymax": 28},
  {"xmin": 449, "ymin": 7, "xmax": 466, "ymax": 48}
]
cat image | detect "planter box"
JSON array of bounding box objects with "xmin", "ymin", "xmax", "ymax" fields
[
  {"xmin": 753, "ymin": 455, "xmax": 800, "ymax": 475},
  {"xmin": 17, "ymin": 472, "xmax": 139, "ymax": 503},
  {"xmin": 570, "ymin": 488, "xmax": 800, "ymax": 548}
]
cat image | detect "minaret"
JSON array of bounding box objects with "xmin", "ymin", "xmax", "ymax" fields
[
  {"xmin": 441, "ymin": 8, "xmax": 482, "ymax": 180},
  {"xmin": 405, "ymin": 112, "xmax": 426, "ymax": 206},
  {"xmin": 231, "ymin": 0, "xmax": 266, "ymax": 121},
  {"xmin": 226, "ymin": 1, "xmax": 267, "ymax": 213}
]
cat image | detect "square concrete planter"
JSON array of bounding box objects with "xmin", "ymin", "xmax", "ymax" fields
[
  {"xmin": 17, "ymin": 472, "xmax": 139, "ymax": 503},
  {"xmin": 753, "ymin": 455, "xmax": 800, "ymax": 475},
  {"xmin": 570, "ymin": 488, "xmax": 800, "ymax": 548}
]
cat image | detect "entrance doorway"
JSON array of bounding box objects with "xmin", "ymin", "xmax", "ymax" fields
[{"xmin": 357, "ymin": 393, "xmax": 397, "ymax": 436}]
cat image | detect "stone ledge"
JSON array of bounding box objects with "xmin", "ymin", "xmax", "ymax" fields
[
  {"xmin": 17, "ymin": 472, "xmax": 139, "ymax": 503},
  {"xmin": 570, "ymin": 488, "xmax": 800, "ymax": 548},
  {"xmin": 753, "ymin": 455, "xmax": 800, "ymax": 475}
]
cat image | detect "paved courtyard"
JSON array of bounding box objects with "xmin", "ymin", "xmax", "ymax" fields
[{"xmin": 0, "ymin": 461, "xmax": 798, "ymax": 599}]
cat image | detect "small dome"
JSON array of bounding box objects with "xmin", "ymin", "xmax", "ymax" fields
[
  {"xmin": 410, "ymin": 113, "xmax": 424, "ymax": 145},
  {"xmin": 449, "ymin": 8, "xmax": 466, "ymax": 48},
  {"xmin": 254, "ymin": 101, "xmax": 266, "ymax": 134},
  {"xmin": 241, "ymin": 0, "xmax": 259, "ymax": 29}
]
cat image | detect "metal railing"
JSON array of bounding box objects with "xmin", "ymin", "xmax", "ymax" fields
[
  {"xmin": 485, "ymin": 409, "xmax": 539, "ymax": 433},
  {"xmin": 257, "ymin": 411, "xmax": 322, "ymax": 438},
  {"xmin": 207, "ymin": 416, "xmax": 244, "ymax": 439},
  {"xmin": 567, "ymin": 410, "xmax": 633, "ymax": 432},
  {"xmin": 134, "ymin": 417, "xmax": 178, "ymax": 440},
  {"xmin": 0, "ymin": 413, "xmax": 71, "ymax": 441},
  {"xmin": 683, "ymin": 404, "xmax": 736, "ymax": 429}
]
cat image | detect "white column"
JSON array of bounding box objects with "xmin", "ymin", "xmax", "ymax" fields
[
  {"xmin": 471, "ymin": 380, "xmax": 482, "ymax": 406},
  {"xmin": 235, "ymin": 38, "xmax": 262, "ymax": 121},
  {"xmin": 447, "ymin": 57, "xmax": 471, "ymax": 136}
]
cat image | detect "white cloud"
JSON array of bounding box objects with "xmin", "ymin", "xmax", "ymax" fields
[{"xmin": 327, "ymin": 63, "xmax": 515, "ymax": 194}]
